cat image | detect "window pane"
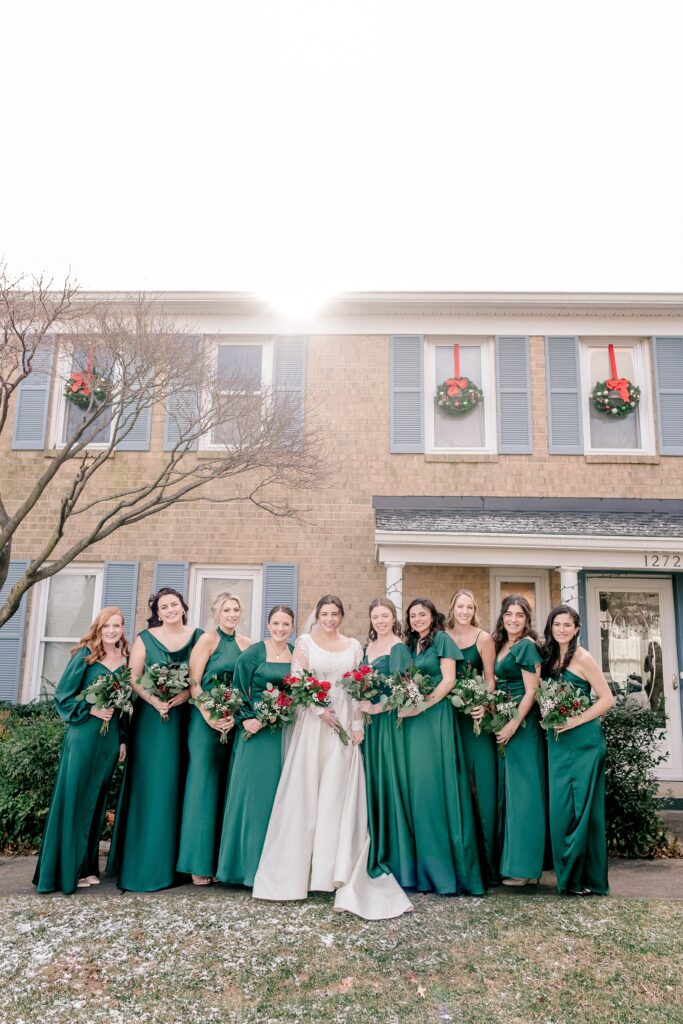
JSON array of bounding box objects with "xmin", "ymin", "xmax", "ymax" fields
[
  {"xmin": 41, "ymin": 642, "xmax": 76, "ymax": 695},
  {"xmin": 600, "ymin": 590, "xmax": 666, "ymax": 729},
  {"xmin": 434, "ymin": 345, "xmax": 485, "ymax": 448},
  {"xmin": 63, "ymin": 399, "xmax": 113, "ymax": 445},
  {"xmin": 217, "ymin": 345, "xmax": 262, "ymax": 390},
  {"xmin": 199, "ymin": 577, "xmax": 254, "ymax": 635},
  {"xmin": 588, "ymin": 347, "xmax": 640, "ymax": 449},
  {"xmin": 44, "ymin": 574, "xmax": 97, "ymax": 638},
  {"xmin": 211, "ymin": 395, "xmax": 263, "ymax": 446}
]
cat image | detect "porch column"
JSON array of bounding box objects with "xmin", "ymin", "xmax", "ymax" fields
[
  {"xmin": 558, "ymin": 566, "xmax": 581, "ymax": 611},
  {"xmin": 385, "ymin": 562, "xmax": 405, "ymax": 620}
]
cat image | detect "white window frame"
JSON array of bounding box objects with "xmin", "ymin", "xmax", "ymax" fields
[
  {"xmin": 24, "ymin": 564, "xmax": 104, "ymax": 701},
  {"xmin": 425, "ymin": 336, "xmax": 497, "ymax": 454},
  {"xmin": 580, "ymin": 337, "xmax": 655, "ymax": 456},
  {"xmin": 49, "ymin": 344, "xmax": 117, "ymax": 450},
  {"xmin": 200, "ymin": 337, "xmax": 274, "ymax": 451},
  {"xmin": 489, "ymin": 568, "xmax": 550, "ymax": 635},
  {"xmin": 190, "ymin": 564, "xmax": 263, "ymax": 640}
]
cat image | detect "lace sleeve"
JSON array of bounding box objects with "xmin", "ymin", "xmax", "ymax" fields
[{"xmin": 290, "ymin": 634, "xmax": 310, "ymax": 676}]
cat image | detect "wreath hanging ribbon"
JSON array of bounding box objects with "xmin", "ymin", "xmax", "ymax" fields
[
  {"xmin": 64, "ymin": 352, "xmax": 110, "ymax": 410},
  {"xmin": 591, "ymin": 343, "xmax": 640, "ymax": 418},
  {"xmin": 435, "ymin": 344, "xmax": 484, "ymax": 416}
]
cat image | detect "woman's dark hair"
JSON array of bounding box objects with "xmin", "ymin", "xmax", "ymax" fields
[
  {"xmin": 147, "ymin": 587, "xmax": 189, "ymax": 628},
  {"xmin": 404, "ymin": 598, "xmax": 442, "ymax": 653},
  {"xmin": 367, "ymin": 597, "xmax": 403, "ymax": 642},
  {"xmin": 541, "ymin": 604, "xmax": 581, "ymax": 678},
  {"xmin": 314, "ymin": 594, "xmax": 344, "ymax": 620},
  {"xmin": 492, "ymin": 594, "xmax": 540, "ymax": 655},
  {"xmin": 268, "ymin": 604, "xmax": 295, "ymax": 624}
]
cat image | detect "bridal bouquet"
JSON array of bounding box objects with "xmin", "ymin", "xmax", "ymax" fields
[
  {"xmin": 340, "ymin": 664, "xmax": 384, "ymax": 726},
  {"xmin": 537, "ymin": 678, "xmax": 591, "ymax": 739},
  {"xmin": 284, "ymin": 669, "xmax": 350, "ymax": 745},
  {"xmin": 384, "ymin": 666, "xmax": 433, "ymax": 728},
  {"xmin": 449, "ymin": 666, "xmax": 491, "ymax": 735},
  {"xmin": 244, "ymin": 678, "xmax": 297, "ymax": 740},
  {"xmin": 138, "ymin": 662, "xmax": 190, "ymax": 721},
  {"xmin": 77, "ymin": 667, "xmax": 134, "ymax": 735},
  {"xmin": 191, "ymin": 673, "xmax": 244, "ymax": 743}
]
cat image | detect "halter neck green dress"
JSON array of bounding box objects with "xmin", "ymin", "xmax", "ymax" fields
[
  {"xmin": 33, "ymin": 648, "xmax": 125, "ymax": 894},
  {"xmin": 108, "ymin": 627, "xmax": 203, "ymax": 891},
  {"xmin": 395, "ymin": 631, "xmax": 484, "ymax": 894},
  {"xmin": 176, "ymin": 628, "xmax": 243, "ymax": 878},
  {"xmin": 456, "ymin": 637, "xmax": 500, "ymax": 886},
  {"xmin": 360, "ymin": 642, "xmax": 413, "ymax": 880},
  {"xmin": 216, "ymin": 641, "xmax": 294, "ymax": 886},
  {"xmin": 494, "ymin": 637, "xmax": 546, "ymax": 880},
  {"xmin": 548, "ymin": 667, "xmax": 609, "ymax": 895}
]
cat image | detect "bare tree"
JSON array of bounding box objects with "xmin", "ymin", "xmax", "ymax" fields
[{"xmin": 0, "ymin": 267, "xmax": 323, "ymax": 628}]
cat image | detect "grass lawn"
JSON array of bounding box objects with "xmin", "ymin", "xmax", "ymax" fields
[{"xmin": 2, "ymin": 889, "xmax": 682, "ymax": 1024}]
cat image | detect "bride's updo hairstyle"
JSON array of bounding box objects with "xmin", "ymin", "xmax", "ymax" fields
[
  {"xmin": 367, "ymin": 597, "xmax": 403, "ymax": 642},
  {"xmin": 314, "ymin": 594, "xmax": 345, "ymax": 620}
]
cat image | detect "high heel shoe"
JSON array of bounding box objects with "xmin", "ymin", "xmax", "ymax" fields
[{"xmin": 501, "ymin": 877, "xmax": 539, "ymax": 887}]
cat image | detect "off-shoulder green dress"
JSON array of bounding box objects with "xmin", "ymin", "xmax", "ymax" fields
[
  {"xmin": 216, "ymin": 642, "xmax": 293, "ymax": 886},
  {"xmin": 108, "ymin": 627, "xmax": 203, "ymax": 891},
  {"xmin": 548, "ymin": 668, "xmax": 609, "ymax": 895},
  {"xmin": 494, "ymin": 637, "xmax": 546, "ymax": 880},
  {"xmin": 176, "ymin": 628, "xmax": 243, "ymax": 877},
  {"xmin": 33, "ymin": 648, "xmax": 125, "ymax": 894}
]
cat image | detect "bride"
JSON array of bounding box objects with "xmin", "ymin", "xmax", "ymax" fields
[{"xmin": 252, "ymin": 594, "xmax": 412, "ymax": 919}]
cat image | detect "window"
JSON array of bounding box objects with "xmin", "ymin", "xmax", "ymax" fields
[
  {"xmin": 425, "ymin": 337, "xmax": 496, "ymax": 453},
  {"xmin": 205, "ymin": 338, "xmax": 273, "ymax": 448},
  {"xmin": 190, "ymin": 566, "xmax": 263, "ymax": 638},
  {"xmin": 581, "ymin": 339, "xmax": 654, "ymax": 455},
  {"xmin": 490, "ymin": 570, "xmax": 550, "ymax": 634},
  {"xmin": 51, "ymin": 343, "xmax": 115, "ymax": 448}
]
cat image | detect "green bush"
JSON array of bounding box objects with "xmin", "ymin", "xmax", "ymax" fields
[{"xmin": 603, "ymin": 700, "xmax": 670, "ymax": 858}]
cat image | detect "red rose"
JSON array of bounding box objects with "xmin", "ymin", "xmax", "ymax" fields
[
  {"xmin": 559, "ymin": 706, "xmax": 567, "ymax": 715},
  {"xmin": 360, "ymin": 665, "xmax": 373, "ymax": 676},
  {"xmin": 320, "ymin": 681, "xmax": 331, "ymax": 692},
  {"xmin": 316, "ymin": 692, "xmax": 327, "ymax": 702}
]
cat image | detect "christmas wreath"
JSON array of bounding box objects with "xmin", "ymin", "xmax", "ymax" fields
[
  {"xmin": 435, "ymin": 344, "xmax": 483, "ymax": 416},
  {"xmin": 590, "ymin": 344, "xmax": 640, "ymax": 418},
  {"xmin": 64, "ymin": 363, "xmax": 110, "ymax": 410}
]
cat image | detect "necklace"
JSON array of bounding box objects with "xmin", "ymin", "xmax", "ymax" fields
[{"xmin": 269, "ymin": 640, "xmax": 289, "ymax": 660}]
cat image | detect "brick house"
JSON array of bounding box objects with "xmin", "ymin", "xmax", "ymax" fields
[{"xmin": 2, "ymin": 290, "xmax": 683, "ymax": 786}]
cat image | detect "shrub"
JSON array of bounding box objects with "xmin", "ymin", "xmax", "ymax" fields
[{"xmin": 603, "ymin": 700, "xmax": 671, "ymax": 858}]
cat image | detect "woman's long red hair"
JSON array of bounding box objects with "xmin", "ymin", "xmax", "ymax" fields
[{"xmin": 71, "ymin": 606, "xmax": 131, "ymax": 664}]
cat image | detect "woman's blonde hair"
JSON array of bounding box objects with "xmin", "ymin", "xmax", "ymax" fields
[
  {"xmin": 212, "ymin": 591, "xmax": 242, "ymax": 622},
  {"xmin": 71, "ymin": 606, "xmax": 130, "ymax": 664},
  {"xmin": 445, "ymin": 589, "xmax": 480, "ymax": 630}
]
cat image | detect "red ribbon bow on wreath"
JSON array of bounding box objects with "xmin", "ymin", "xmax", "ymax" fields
[
  {"xmin": 605, "ymin": 344, "xmax": 630, "ymax": 402},
  {"xmin": 444, "ymin": 376, "xmax": 469, "ymax": 396},
  {"xmin": 69, "ymin": 372, "xmax": 92, "ymax": 396}
]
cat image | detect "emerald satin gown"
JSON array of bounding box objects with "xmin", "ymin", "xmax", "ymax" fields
[
  {"xmin": 456, "ymin": 639, "xmax": 501, "ymax": 886},
  {"xmin": 33, "ymin": 648, "xmax": 125, "ymax": 894},
  {"xmin": 395, "ymin": 632, "xmax": 484, "ymax": 894},
  {"xmin": 494, "ymin": 637, "xmax": 546, "ymax": 880},
  {"xmin": 108, "ymin": 627, "xmax": 203, "ymax": 892},
  {"xmin": 548, "ymin": 668, "xmax": 609, "ymax": 895},
  {"xmin": 361, "ymin": 642, "xmax": 413, "ymax": 880},
  {"xmin": 215, "ymin": 642, "xmax": 293, "ymax": 886},
  {"xmin": 176, "ymin": 628, "xmax": 242, "ymax": 877}
]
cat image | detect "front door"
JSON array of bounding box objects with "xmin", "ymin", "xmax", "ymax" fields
[{"xmin": 585, "ymin": 577, "xmax": 683, "ymax": 781}]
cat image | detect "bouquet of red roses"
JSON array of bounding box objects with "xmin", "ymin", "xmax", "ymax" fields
[
  {"xmin": 191, "ymin": 673, "xmax": 244, "ymax": 743},
  {"xmin": 138, "ymin": 662, "xmax": 189, "ymax": 721},
  {"xmin": 284, "ymin": 669, "xmax": 349, "ymax": 745},
  {"xmin": 340, "ymin": 664, "xmax": 384, "ymax": 726},
  {"xmin": 77, "ymin": 667, "xmax": 134, "ymax": 735},
  {"xmin": 537, "ymin": 678, "xmax": 591, "ymax": 739},
  {"xmin": 244, "ymin": 678, "xmax": 297, "ymax": 740}
]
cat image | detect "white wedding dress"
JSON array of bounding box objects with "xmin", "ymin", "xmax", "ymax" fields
[{"xmin": 252, "ymin": 634, "xmax": 412, "ymax": 920}]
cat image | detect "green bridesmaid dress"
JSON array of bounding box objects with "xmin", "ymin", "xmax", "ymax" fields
[
  {"xmin": 108, "ymin": 627, "xmax": 203, "ymax": 892},
  {"xmin": 548, "ymin": 668, "xmax": 609, "ymax": 895},
  {"xmin": 456, "ymin": 639, "xmax": 501, "ymax": 886},
  {"xmin": 215, "ymin": 642, "xmax": 293, "ymax": 886},
  {"xmin": 397, "ymin": 631, "xmax": 485, "ymax": 894},
  {"xmin": 494, "ymin": 637, "xmax": 546, "ymax": 880},
  {"xmin": 176, "ymin": 628, "xmax": 242, "ymax": 877},
  {"xmin": 33, "ymin": 648, "xmax": 124, "ymax": 894},
  {"xmin": 361, "ymin": 642, "xmax": 413, "ymax": 880}
]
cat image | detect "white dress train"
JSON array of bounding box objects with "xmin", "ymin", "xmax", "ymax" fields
[{"xmin": 252, "ymin": 634, "xmax": 412, "ymax": 920}]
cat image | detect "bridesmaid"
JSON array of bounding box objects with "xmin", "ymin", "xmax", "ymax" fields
[
  {"xmin": 445, "ymin": 589, "xmax": 500, "ymax": 886},
  {"xmin": 357, "ymin": 598, "xmax": 412, "ymax": 880},
  {"xmin": 395, "ymin": 598, "xmax": 485, "ymax": 895},
  {"xmin": 177, "ymin": 593, "xmax": 252, "ymax": 884},
  {"xmin": 541, "ymin": 605, "xmax": 614, "ymax": 895},
  {"xmin": 215, "ymin": 605, "xmax": 294, "ymax": 887},
  {"xmin": 493, "ymin": 594, "xmax": 545, "ymax": 886},
  {"xmin": 33, "ymin": 607, "xmax": 129, "ymax": 894},
  {"xmin": 108, "ymin": 587, "xmax": 203, "ymax": 892}
]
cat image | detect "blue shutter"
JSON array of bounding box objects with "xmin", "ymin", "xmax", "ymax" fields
[
  {"xmin": 274, "ymin": 336, "xmax": 307, "ymax": 451},
  {"xmin": 163, "ymin": 336, "xmax": 203, "ymax": 451},
  {"xmin": 261, "ymin": 563, "xmax": 298, "ymax": 641},
  {"xmin": 545, "ymin": 336, "xmax": 583, "ymax": 454},
  {"xmin": 152, "ymin": 561, "xmax": 189, "ymax": 599},
  {"xmin": 0, "ymin": 561, "xmax": 29, "ymax": 703},
  {"xmin": 653, "ymin": 337, "xmax": 683, "ymax": 455},
  {"xmin": 496, "ymin": 335, "xmax": 532, "ymax": 454},
  {"xmin": 390, "ymin": 335, "xmax": 424, "ymax": 453},
  {"xmin": 117, "ymin": 388, "xmax": 152, "ymax": 451},
  {"xmin": 103, "ymin": 561, "xmax": 139, "ymax": 638},
  {"xmin": 11, "ymin": 341, "xmax": 55, "ymax": 450}
]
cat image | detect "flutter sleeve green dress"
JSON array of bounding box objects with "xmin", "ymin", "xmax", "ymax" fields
[
  {"xmin": 215, "ymin": 641, "xmax": 293, "ymax": 886},
  {"xmin": 176, "ymin": 628, "xmax": 243, "ymax": 878},
  {"xmin": 361, "ymin": 642, "xmax": 413, "ymax": 880},
  {"xmin": 548, "ymin": 668, "xmax": 609, "ymax": 895},
  {"xmin": 494, "ymin": 637, "xmax": 546, "ymax": 880},
  {"xmin": 107, "ymin": 627, "xmax": 203, "ymax": 892},
  {"xmin": 455, "ymin": 638, "xmax": 500, "ymax": 886},
  {"xmin": 394, "ymin": 632, "xmax": 485, "ymax": 894},
  {"xmin": 33, "ymin": 648, "xmax": 124, "ymax": 894}
]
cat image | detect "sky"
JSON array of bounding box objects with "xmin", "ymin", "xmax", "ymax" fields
[{"xmin": 3, "ymin": 0, "xmax": 683, "ymax": 295}]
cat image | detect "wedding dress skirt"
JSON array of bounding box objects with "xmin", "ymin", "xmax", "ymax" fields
[{"xmin": 252, "ymin": 635, "xmax": 412, "ymax": 920}]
